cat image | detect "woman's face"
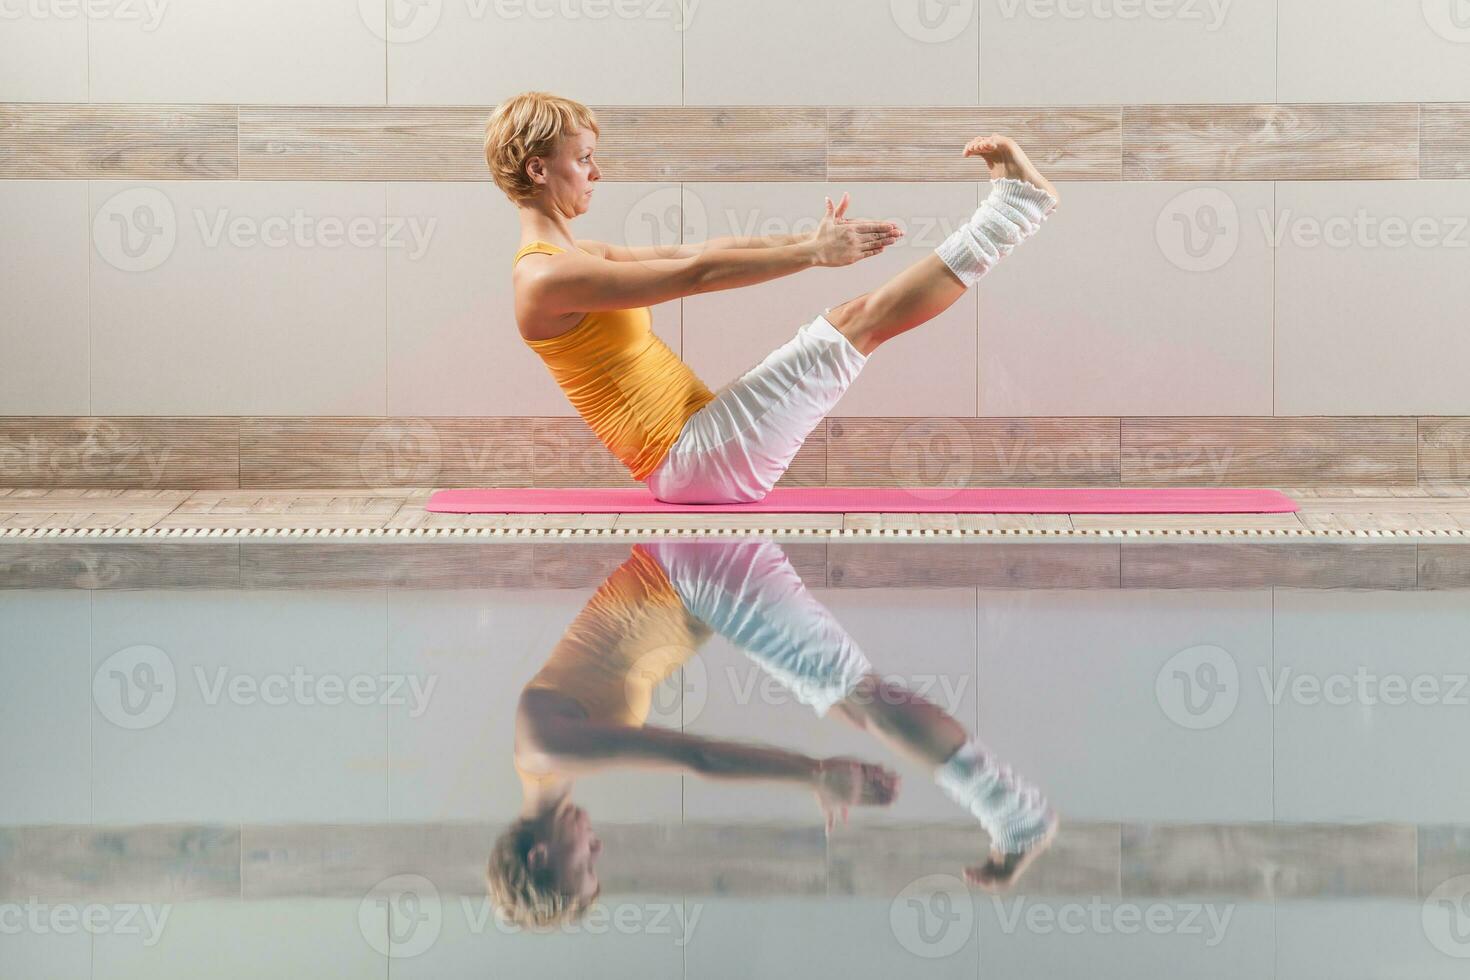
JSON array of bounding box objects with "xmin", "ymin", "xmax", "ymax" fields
[
  {"xmin": 532, "ymin": 128, "xmax": 600, "ymax": 218},
  {"xmin": 547, "ymin": 798, "xmax": 602, "ymax": 902}
]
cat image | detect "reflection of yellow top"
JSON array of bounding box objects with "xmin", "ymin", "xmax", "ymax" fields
[
  {"xmin": 515, "ymin": 544, "xmax": 711, "ymax": 787},
  {"xmin": 513, "ymin": 241, "xmax": 717, "ymax": 481}
]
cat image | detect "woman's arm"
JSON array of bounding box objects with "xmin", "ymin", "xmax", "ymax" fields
[
  {"xmin": 583, "ymin": 231, "xmax": 808, "ymax": 262},
  {"xmin": 522, "ymin": 712, "xmax": 819, "ymax": 789},
  {"xmin": 532, "ymin": 205, "xmax": 901, "ymax": 315},
  {"xmin": 517, "ymin": 703, "xmax": 900, "ymax": 822}
]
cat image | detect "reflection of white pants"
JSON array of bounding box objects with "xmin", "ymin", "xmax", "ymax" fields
[
  {"xmin": 641, "ymin": 539, "xmax": 873, "ymax": 716},
  {"xmin": 644, "ymin": 312, "xmax": 868, "ymax": 505},
  {"xmin": 644, "ymin": 538, "xmax": 1054, "ymax": 853}
]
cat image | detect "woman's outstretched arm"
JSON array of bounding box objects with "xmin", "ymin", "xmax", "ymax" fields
[
  {"xmin": 581, "ymin": 230, "xmax": 810, "ymax": 262},
  {"xmin": 530, "ymin": 196, "xmax": 902, "ymax": 313},
  {"xmin": 517, "ymin": 696, "xmax": 897, "ymax": 820}
]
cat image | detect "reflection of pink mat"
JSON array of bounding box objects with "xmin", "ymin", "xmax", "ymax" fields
[{"xmin": 426, "ymin": 487, "xmax": 1298, "ymax": 514}]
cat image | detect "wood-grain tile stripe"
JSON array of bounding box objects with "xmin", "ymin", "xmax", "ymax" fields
[
  {"xmin": 1419, "ymin": 417, "xmax": 1470, "ymax": 484},
  {"xmin": 1420, "ymin": 105, "xmax": 1470, "ymax": 180},
  {"xmin": 4, "ymin": 103, "xmax": 1463, "ymax": 182},
  {"xmin": 0, "ymin": 417, "xmax": 1461, "ymax": 489},
  {"xmin": 1122, "ymin": 104, "xmax": 1421, "ymax": 180},
  {"xmin": 826, "ymin": 107, "xmax": 1121, "ymax": 180},
  {"xmin": 1120, "ymin": 417, "xmax": 1419, "ymax": 487},
  {"xmin": 235, "ymin": 106, "xmax": 826, "ymax": 181},
  {"xmin": 0, "ymin": 104, "xmax": 237, "ymax": 179},
  {"xmin": 0, "ymin": 417, "xmax": 238, "ymax": 488}
]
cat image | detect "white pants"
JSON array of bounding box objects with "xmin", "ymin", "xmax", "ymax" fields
[
  {"xmin": 645, "ymin": 311, "xmax": 868, "ymax": 504},
  {"xmin": 640, "ymin": 539, "xmax": 873, "ymax": 717}
]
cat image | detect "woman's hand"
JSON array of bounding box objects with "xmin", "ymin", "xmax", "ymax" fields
[
  {"xmin": 808, "ymin": 193, "xmax": 904, "ymax": 267},
  {"xmin": 812, "ymin": 756, "xmax": 901, "ymax": 833}
]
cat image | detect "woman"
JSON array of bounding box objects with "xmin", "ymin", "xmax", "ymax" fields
[
  {"xmin": 487, "ymin": 539, "xmax": 1056, "ymax": 928},
  {"xmin": 485, "ymin": 92, "xmax": 1059, "ymax": 504}
]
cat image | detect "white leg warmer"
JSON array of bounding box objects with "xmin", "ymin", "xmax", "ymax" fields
[
  {"xmin": 934, "ymin": 737, "xmax": 1055, "ymax": 854},
  {"xmin": 934, "ymin": 176, "xmax": 1058, "ymax": 288}
]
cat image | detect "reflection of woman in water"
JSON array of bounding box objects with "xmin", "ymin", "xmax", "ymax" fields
[{"xmin": 488, "ymin": 540, "xmax": 1056, "ymax": 927}]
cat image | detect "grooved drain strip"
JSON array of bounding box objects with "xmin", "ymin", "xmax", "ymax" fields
[{"xmin": 0, "ymin": 526, "xmax": 1466, "ymax": 541}]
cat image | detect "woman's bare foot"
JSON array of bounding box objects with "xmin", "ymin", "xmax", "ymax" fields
[
  {"xmin": 962, "ymin": 814, "xmax": 1059, "ymax": 892},
  {"xmin": 962, "ymin": 134, "xmax": 1060, "ymax": 212}
]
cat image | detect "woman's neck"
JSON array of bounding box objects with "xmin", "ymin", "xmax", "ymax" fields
[
  {"xmin": 520, "ymin": 774, "xmax": 573, "ymax": 819},
  {"xmin": 519, "ymin": 207, "xmax": 575, "ymax": 250}
]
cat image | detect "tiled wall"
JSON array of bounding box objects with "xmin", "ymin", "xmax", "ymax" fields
[{"xmin": 2, "ymin": 1, "xmax": 1468, "ymax": 487}]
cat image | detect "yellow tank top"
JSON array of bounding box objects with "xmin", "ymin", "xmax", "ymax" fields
[
  {"xmin": 524, "ymin": 543, "xmax": 711, "ymax": 727},
  {"xmin": 513, "ymin": 241, "xmax": 717, "ymax": 481},
  {"xmin": 514, "ymin": 544, "xmax": 711, "ymax": 787}
]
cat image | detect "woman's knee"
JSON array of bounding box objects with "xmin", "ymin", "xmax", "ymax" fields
[{"xmin": 826, "ymin": 293, "xmax": 872, "ymax": 332}]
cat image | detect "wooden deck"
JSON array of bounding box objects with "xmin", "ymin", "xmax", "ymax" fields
[{"xmin": 2, "ymin": 486, "xmax": 1469, "ymax": 538}]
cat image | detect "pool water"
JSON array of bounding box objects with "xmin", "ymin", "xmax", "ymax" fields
[{"xmin": 2, "ymin": 537, "xmax": 1468, "ymax": 979}]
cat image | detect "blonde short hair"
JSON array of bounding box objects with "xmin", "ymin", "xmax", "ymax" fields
[
  {"xmin": 486, "ymin": 817, "xmax": 597, "ymax": 929},
  {"xmin": 484, "ymin": 92, "xmax": 601, "ymax": 207}
]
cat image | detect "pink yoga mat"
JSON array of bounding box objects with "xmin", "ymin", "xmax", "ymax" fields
[{"xmin": 426, "ymin": 487, "xmax": 1298, "ymax": 515}]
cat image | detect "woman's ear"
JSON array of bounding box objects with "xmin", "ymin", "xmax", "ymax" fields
[{"xmin": 526, "ymin": 841, "xmax": 551, "ymax": 873}]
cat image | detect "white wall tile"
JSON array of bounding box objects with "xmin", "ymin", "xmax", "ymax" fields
[
  {"xmin": 386, "ymin": 181, "xmax": 682, "ymax": 416},
  {"xmin": 684, "ymin": 0, "xmax": 980, "ymax": 106},
  {"xmin": 976, "ymin": 898, "xmax": 1273, "ymax": 978},
  {"xmin": 89, "ymin": 181, "xmax": 388, "ymax": 415},
  {"xmin": 0, "ymin": 4, "xmax": 87, "ymax": 101},
  {"xmin": 90, "ymin": 590, "xmax": 389, "ymax": 825},
  {"xmin": 686, "ymin": 897, "xmax": 980, "ymax": 979},
  {"xmin": 1273, "ymin": 589, "xmax": 1470, "ymax": 823},
  {"xmin": 975, "ymin": 589, "xmax": 1274, "ymax": 823},
  {"xmin": 0, "ymin": 593, "xmax": 91, "ymax": 825},
  {"xmin": 0, "ymin": 181, "xmax": 90, "ymax": 414},
  {"xmin": 681, "ymin": 181, "xmax": 980, "ymax": 417},
  {"xmin": 978, "ymin": 181, "xmax": 1275, "ymax": 416},
  {"xmin": 1276, "ymin": 899, "xmax": 1468, "ymax": 980},
  {"xmin": 1279, "ymin": 0, "xmax": 1470, "ymax": 103},
  {"xmin": 1275, "ymin": 180, "xmax": 1470, "ymax": 416},
  {"xmin": 981, "ymin": 0, "xmax": 1276, "ymax": 104},
  {"xmin": 387, "ymin": 0, "xmax": 681, "ymax": 105},
  {"xmin": 89, "ymin": 0, "xmax": 384, "ymax": 104},
  {"xmin": 0, "ymin": 927, "xmax": 91, "ymax": 980},
  {"xmin": 93, "ymin": 899, "xmax": 384, "ymax": 980},
  {"xmin": 391, "ymin": 891, "xmax": 684, "ymax": 980}
]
